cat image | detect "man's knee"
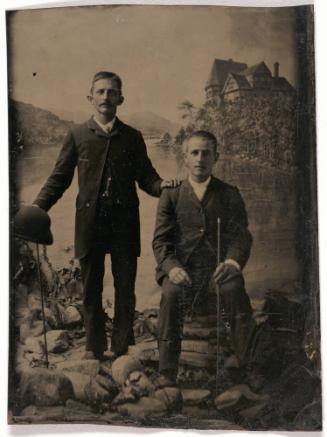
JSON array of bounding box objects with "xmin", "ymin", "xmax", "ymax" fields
[
  {"xmin": 219, "ymin": 274, "xmax": 245, "ymax": 298},
  {"xmin": 161, "ymin": 277, "xmax": 182, "ymax": 305}
]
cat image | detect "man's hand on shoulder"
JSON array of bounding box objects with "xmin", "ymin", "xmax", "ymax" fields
[
  {"xmin": 214, "ymin": 260, "xmax": 241, "ymax": 284},
  {"xmin": 169, "ymin": 267, "xmax": 192, "ymax": 286},
  {"xmin": 160, "ymin": 179, "xmax": 182, "ymax": 189}
]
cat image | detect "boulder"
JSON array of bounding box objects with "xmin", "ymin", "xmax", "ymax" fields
[
  {"xmin": 57, "ymin": 359, "xmax": 100, "ymax": 377},
  {"xmin": 239, "ymin": 401, "xmax": 269, "ymax": 419},
  {"xmin": 183, "ymin": 326, "xmax": 217, "ymax": 340},
  {"xmin": 65, "ymin": 399, "xmax": 108, "ymax": 422},
  {"xmin": 125, "ymin": 371, "xmax": 155, "ymax": 398},
  {"xmin": 128, "ymin": 340, "xmax": 159, "ymax": 362},
  {"xmin": 15, "ymin": 283, "xmax": 29, "ymax": 316},
  {"xmin": 62, "ymin": 306, "xmax": 82, "ymax": 328},
  {"xmin": 84, "ymin": 377, "xmax": 113, "ymax": 407},
  {"xmin": 99, "ymin": 361, "xmax": 113, "ymax": 378},
  {"xmin": 117, "ymin": 396, "xmax": 167, "ymax": 419},
  {"xmin": 23, "ymin": 351, "xmax": 43, "ymax": 364},
  {"xmin": 95, "ymin": 374, "xmax": 119, "ymax": 400},
  {"xmin": 20, "ymin": 320, "xmax": 48, "ymax": 343},
  {"xmin": 15, "ymin": 344, "xmax": 29, "ymax": 374},
  {"xmin": 155, "ymin": 387, "xmax": 183, "ymax": 412},
  {"xmin": 214, "ymin": 384, "xmax": 269, "ymax": 411},
  {"xmin": 143, "ymin": 308, "xmax": 159, "ymax": 318},
  {"xmin": 47, "ymin": 354, "xmax": 66, "ymax": 365},
  {"xmin": 66, "ymin": 278, "xmax": 83, "ymax": 301},
  {"xmin": 27, "ymin": 292, "xmax": 42, "ymax": 313},
  {"xmin": 180, "ymin": 351, "xmax": 216, "ymax": 368},
  {"xmin": 24, "ymin": 331, "xmax": 69, "ymax": 355},
  {"xmin": 111, "ymin": 355, "xmax": 143, "ymax": 385},
  {"xmin": 46, "ymin": 330, "xmax": 70, "ymax": 353},
  {"xmin": 20, "ymin": 405, "xmax": 65, "ymax": 421},
  {"xmin": 177, "ymin": 367, "xmax": 212, "ymax": 385},
  {"xmin": 182, "ymin": 389, "xmax": 211, "ymax": 406},
  {"xmin": 145, "ymin": 317, "xmax": 158, "ymax": 336},
  {"xmin": 20, "ymin": 368, "xmax": 74, "ymax": 408},
  {"xmin": 24, "ymin": 336, "xmax": 44, "ymax": 354},
  {"xmin": 184, "ymin": 314, "xmax": 218, "ymax": 327},
  {"xmin": 44, "ymin": 307, "xmax": 59, "ymax": 329},
  {"xmin": 64, "ymin": 345, "xmax": 86, "ymax": 362},
  {"xmin": 181, "ymin": 340, "xmax": 213, "ymax": 354},
  {"xmin": 111, "ymin": 389, "xmax": 137, "ymax": 407},
  {"xmin": 62, "ymin": 371, "xmax": 91, "ymax": 402},
  {"xmin": 65, "ymin": 399, "xmax": 92, "ymax": 413}
]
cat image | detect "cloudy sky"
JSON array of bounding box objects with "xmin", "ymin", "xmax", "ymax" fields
[{"xmin": 7, "ymin": 5, "xmax": 298, "ymax": 122}]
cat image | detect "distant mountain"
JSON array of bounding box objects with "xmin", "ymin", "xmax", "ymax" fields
[
  {"xmin": 47, "ymin": 107, "xmax": 89, "ymax": 124},
  {"xmin": 9, "ymin": 100, "xmax": 181, "ymax": 154},
  {"xmin": 8, "ymin": 100, "xmax": 76, "ymax": 186},
  {"xmin": 49, "ymin": 107, "xmax": 180, "ymax": 137},
  {"xmin": 9, "ymin": 99, "xmax": 75, "ymax": 153},
  {"xmin": 124, "ymin": 111, "xmax": 180, "ymax": 137}
]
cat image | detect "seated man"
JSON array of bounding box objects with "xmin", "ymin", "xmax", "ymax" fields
[{"xmin": 152, "ymin": 130, "xmax": 255, "ymax": 386}]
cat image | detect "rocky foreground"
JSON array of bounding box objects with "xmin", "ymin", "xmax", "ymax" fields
[{"xmin": 8, "ymin": 240, "xmax": 322, "ymax": 430}]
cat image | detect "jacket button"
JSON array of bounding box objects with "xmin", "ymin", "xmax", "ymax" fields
[
  {"xmin": 199, "ymin": 227, "xmax": 204, "ymax": 233},
  {"xmin": 85, "ymin": 202, "xmax": 90, "ymax": 208}
]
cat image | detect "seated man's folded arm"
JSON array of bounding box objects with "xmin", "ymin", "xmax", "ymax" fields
[{"xmin": 152, "ymin": 189, "xmax": 184, "ymax": 276}]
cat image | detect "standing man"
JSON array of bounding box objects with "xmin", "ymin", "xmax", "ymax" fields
[
  {"xmin": 33, "ymin": 71, "xmax": 178, "ymax": 359},
  {"xmin": 153, "ymin": 130, "xmax": 255, "ymax": 386}
]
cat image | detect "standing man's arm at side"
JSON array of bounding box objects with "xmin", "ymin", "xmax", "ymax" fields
[
  {"xmin": 33, "ymin": 130, "xmax": 78, "ymax": 211},
  {"xmin": 134, "ymin": 131, "xmax": 163, "ymax": 197}
]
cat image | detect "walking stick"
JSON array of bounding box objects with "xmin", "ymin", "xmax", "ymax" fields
[
  {"xmin": 215, "ymin": 217, "xmax": 221, "ymax": 395},
  {"xmin": 36, "ymin": 243, "xmax": 49, "ymax": 368}
]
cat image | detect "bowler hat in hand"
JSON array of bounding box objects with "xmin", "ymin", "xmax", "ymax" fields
[{"xmin": 13, "ymin": 205, "xmax": 53, "ymax": 245}]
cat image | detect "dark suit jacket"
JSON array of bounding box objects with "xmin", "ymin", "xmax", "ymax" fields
[
  {"xmin": 152, "ymin": 176, "xmax": 252, "ymax": 284},
  {"xmin": 34, "ymin": 117, "xmax": 162, "ymax": 259}
]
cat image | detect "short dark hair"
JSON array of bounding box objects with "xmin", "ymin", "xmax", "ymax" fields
[
  {"xmin": 184, "ymin": 130, "xmax": 219, "ymax": 153},
  {"xmin": 90, "ymin": 71, "xmax": 122, "ymax": 93}
]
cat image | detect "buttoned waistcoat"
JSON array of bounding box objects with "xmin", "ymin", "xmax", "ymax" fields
[
  {"xmin": 34, "ymin": 117, "xmax": 162, "ymax": 259},
  {"xmin": 152, "ymin": 177, "xmax": 252, "ymax": 285}
]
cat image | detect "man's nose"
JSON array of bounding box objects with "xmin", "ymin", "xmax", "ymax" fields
[{"xmin": 197, "ymin": 152, "xmax": 205, "ymax": 161}]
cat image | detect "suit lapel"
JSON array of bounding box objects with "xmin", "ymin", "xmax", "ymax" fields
[
  {"xmin": 86, "ymin": 116, "xmax": 125, "ymax": 139},
  {"xmin": 183, "ymin": 177, "xmax": 219, "ymax": 209},
  {"xmin": 110, "ymin": 117, "xmax": 124, "ymax": 138},
  {"xmin": 87, "ymin": 117, "xmax": 108, "ymax": 138},
  {"xmin": 202, "ymin": 177, "xmax": 225, "ymax": 220},
  {"xmin": 182, "ymin": 178, "xmax": 203, "ymax": 208},
  {"xmin": 201, "ymin": 177, "xmax": 217, "ymax": 208}
]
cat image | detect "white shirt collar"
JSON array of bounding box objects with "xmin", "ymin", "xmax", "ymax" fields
[
  {"xmin": 188, "ymin": 176, "xmax": 211, "ymax": 201},
  {"xmin": 188, "ymin": 175, "xmax": 211, "ymax": 189},
  {"xmin": 93, "ymin": 116, "xmax": 116, "ymax": 133}
]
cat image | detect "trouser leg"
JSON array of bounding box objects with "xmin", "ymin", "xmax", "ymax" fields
[
  {"xmin": 219, "ymin": 274, "xmax": 256, "ymax": 366},
  {"xmin": 157, "ymin": 278, "xmax": 185, "ymax": 376},
  {"xmin": 80, "ymin": 248, "xmax": 107, "ymax": 354},
  {"xmin": 110, "ymin": 248, "xmax": 137, "ymax": 356}
]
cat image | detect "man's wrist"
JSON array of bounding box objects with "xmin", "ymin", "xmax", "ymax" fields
[{"xmin": 224, "ymin": 259, "xmax": 241, "ymax": 271}]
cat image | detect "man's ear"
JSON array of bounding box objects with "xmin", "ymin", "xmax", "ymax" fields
[
  {"xmin": 118, "ymin": 95, "xmax": 124, "ymax": 106},
  {"xmin": 215, "ymin": 152, "xmax": 220, "ymax": 162},
  {"xmin": 87, "ymin": 95, "xmax": 93, "ymax": 104}
]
